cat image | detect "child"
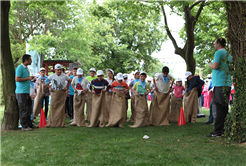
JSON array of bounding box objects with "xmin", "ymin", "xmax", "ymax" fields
[
  {"xmin": 184, "ymin": 71, "xmax": 204, "ymax": 123},
  {"xmin": 85, "ymin": 68, "xmax": 97, "ymax": 122},
  {"xmin": 88, "ymin": 70, "xmax": 110, "ymax": 127},
  {"xmin": 128, "ymin": 70, "xmax": 140, "ymax": 122},
  {"xmin": 104, "ymin": 69, "xmax": 114, "ymax": 122},
  {"xmin": 150, "ymin": 66, "xmax": 174, "ymax": 126},
  {"xmin": 70, "ymin": 68, "xmax": 89, "ymax": 127},
  {"xmin": 106, "ymin": 73, "xmax": 129, "ymax": 127},
  {"xmin": 123, "ymin": 74, "xmax": 130, "ymax": 120},
  {"xmin": 169, "ymin": 78, "xmax": 185, "ymax": 122},
  {"xmin": 68, "ymin": 67, "xmax": 78, "ymax": 120},
  {"xmin": 129, "ymin": 71, "xmax": 150, "ymax": 128},
  {"xmin": 203, "ymin": 80, "xmax": 209, "ymax": 109},
  {"xmin": 45, "ymin": 64, "xmax": 71, "ymax": 128}
]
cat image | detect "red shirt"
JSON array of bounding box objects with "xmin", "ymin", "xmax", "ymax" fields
[
  {"xmin": 111, "ymin": 81, "xmax": 129, "ymax": 92},
  {"xmin": 173, "ymin": 86, "xmax": 185, "ymax": 98}
]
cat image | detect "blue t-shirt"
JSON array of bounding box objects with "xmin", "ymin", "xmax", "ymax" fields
[
  {"xmin": 212, "ymin": 49, "xmax": 232, "ymax": 87},
  {"xmin": 15, "ymin": 64, "xmax": 30, "ymax": 94},
  {"xmin": 69, "ymin": 75, "xmax": 74, "ymax": 95}
]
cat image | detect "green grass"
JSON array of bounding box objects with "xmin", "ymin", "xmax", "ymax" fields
[{"xmin": 1, "ymin": 103, "xmax": 245, "ymax": 166}]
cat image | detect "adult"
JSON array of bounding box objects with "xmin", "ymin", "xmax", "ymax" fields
[
  {"xmin": 15, "ymin": 54, "xmax": 38, "ymax": 131},
  {"xmin": 205, "ymin": 38, "xmax": 232, "ymax": 137}
]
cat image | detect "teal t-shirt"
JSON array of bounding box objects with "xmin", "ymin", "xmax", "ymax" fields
[
  {"xmin": 212, "ymin": 49, "xmax": 232, "ymax": 87},
  {"xmin": 15, "ymin": 64, "xmax": 30, "ymax": 94},
  {"xmin": 69, "ymin": 75, "xmax": 74, "ymax": 95}
]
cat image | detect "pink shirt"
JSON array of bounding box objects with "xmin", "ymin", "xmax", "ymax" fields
[{"xmin": 173, "ymin": 86, "xmax": 185, "ymax": 98}]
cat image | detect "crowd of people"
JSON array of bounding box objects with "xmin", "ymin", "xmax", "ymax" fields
[{"xmin": 15, "ymin": 38, "xmax": 233, "ymax": 138}]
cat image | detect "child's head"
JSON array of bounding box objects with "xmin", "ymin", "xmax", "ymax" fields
[
  {"xmin": 55, "ymin": 64, "xmax": 63, "ymax": 76},
  {"xmin": 123, "ymin": 74, "xmax": 128, "ymax": 82},
  {"xmin": 140, "ymin": 72, "xmax": 147, "ymax": 81},
  {"xmin": 89, "ymin": 68, "xmax": 96, "ymax": 77},
  {"xmin": 77, "ymin": 68, "xmax": 83, "ymax": 78},
  {"xmin": 96, "ymin": 70, "xmax": 104, "ymax": 81},
  {"xmin": 162, "ymin": 66, "xmax": 169, "ymax": 77},
  {"xmin": 72, "ymin": 67, "xmax": 78, "ymax": 76},
  {"xmin": 116, "ymin": 73, "xmax": 123, "ymax": 84},
  {"xmin": 176, "ymin": 78, "xmax": 182, "ymax": 86},
  {"xmin": 106, "ymin": 69, "xmax": 114, "ymax": 79},
  {"xmin": 185, "ymin": 71, "xmax": 193, "ymax": 81},
  {"xmin": 39, "ymin": 68, "xmax": 46, "ymax": 77},
  {"xmin": 134, "ymin": 70, "xmax": 140, "ymax": 79}
]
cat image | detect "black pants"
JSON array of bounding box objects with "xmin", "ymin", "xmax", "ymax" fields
[
  {"xmin": 41, "ymin": 96, "xmax": 49, "ymax": 118},
  {"xmin": 16, "ymin": 93, "xmax": 33, "ymax": 128},
  {"xmin": 65, "ymin": 96, "xmax": 70, "ymax": 114},
  {"xmin": 213, "ymin": 86, "xmax": 231, "ymax": 134},
  {"xmin": 69, "ymin": 95, "xmax": 74, "ymax": 119}
]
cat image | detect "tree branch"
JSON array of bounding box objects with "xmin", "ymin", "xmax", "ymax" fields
[
  {"xmin": 193, "ymin": 1, "xmax": 205, "ymax": 28},
  {"xmin": 189, "ymin": 0, "xmax": 204, "ymax": 10}
]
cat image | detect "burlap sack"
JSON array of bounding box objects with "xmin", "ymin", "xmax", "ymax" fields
[
  {"xmin": 88, "ymin": 92, "xmax": 105, "ymax": 127},
  {"xmin": 104, "ymin": 92, "xmax": 112, "ymax": 122},
  {"xmin": 70, "ymin": 92, "xmax": 87, "ymax": 127},
  {"xmin": 149, "ymin": 93, "xmax": 156, "ymax": 124},
  {"xmin": 169, "ymin": 95, "xmax": 183, "ymax": 122},
  {"xmin": 33, "ymin": 82, "xmax": 46, "ymax": 117},
  {"xmin": 106, "ymin": 92, "xmax": 126, "ymax": 127},
  {"xmin": 128, "ymin": 95, "xmax": 136, "ymax": 122},
  {"xmin": 149, "ymin": 92, "xmax": 170, "ymax": 126},
  {"xmin": 184, "ymin": 88, "xmax": 198, "ymax": 123},
  {"xmin": 125, "ymin": 99, "xmax": 128, "ymax": 120},
  {"xmin": 129, "ymin": 95, "xmax": 150, "ymax": 128},
  {"xmin": 86, "ymin": 92, "xmax": 92, "ymax": 121},
  {"xmin": 46, "ymin": 90, "xmax": 66, "ymax": 127}
]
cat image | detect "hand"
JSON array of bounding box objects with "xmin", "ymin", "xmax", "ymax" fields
[
  {"xmin": 63, "ymin": 87, "xmax": 68, "ymax": 91},
  {"xmin": 135, "ymin": 92, "xmax": 140, "ymax": 96},
  {"xmin": 82, "ymin": 90, "xmax": 86, "ymax": 94},
  {"xmin": 209, "ymin": 62, "xmax": 213, "ymax": 68},
  {"xmin": 113, "ymin": 91, "xmax": 116, "ymax": 94},
  {"xmin": 102, "ymin": 89, "xmax": 107, "ymax": 92},
  {"xmin": 145, "ymin": 91, "xmax": 149, "ymax": 95},
  {"xmin": 29, "ymin": 76, "xmax": 35, "ymax": 80},
  {"xmin": 31, "ymin": 78, "xmax": 36, "ymax": 82},
  {"xmin": 49, "ymin": 87, "xmax": 53, "ymax": 92},
  {"xmin": 155, "ymin": 87, "xmax": 158, "ymax": 92},
  {"xmin": 169, "ymin": 88, "xmax": 173, "ymax": 92},
  {"xmin": 74, "ymin": 90, "xmax": 78, "ymax": 93},
  {"xmin": 92, "ymin": 90, "xmax": 95, "ymax": 94}
]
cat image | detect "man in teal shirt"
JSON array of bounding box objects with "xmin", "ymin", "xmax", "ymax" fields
[
  {"xmin": 205, "ymin": 38, "xmax": 232, "ymax": 137},
  {"xmin": 15, "ymin": 54, "xmax": 38, "ymax": 131}
]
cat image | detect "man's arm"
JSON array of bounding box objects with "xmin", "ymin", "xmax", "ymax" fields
[
  {"xmin": 209, "ymin": 62, "xmax": 219, "ymax": 70},
  {"xmin": 15, "ymin": 76, "xmax": 34, "ymax": 82}
]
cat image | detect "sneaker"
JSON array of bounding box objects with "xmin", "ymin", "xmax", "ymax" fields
[
  {"xmin": 202, "ymin": 121, "xmax": 213, "ymax": 125},
  {"xmin": 22, "ymin": 127, "xmax": 33, "ymax": 131},
  {"xmin": 70, "ymin": 119, "xmax": 73, "ymax": 123},
  {"xmin": 205, "ymin": 132, "xmax": 222, "ymax": 137},
  {"xmin": 18, "ymin": 125, "xmax": 22, "ymax": 128},
  {"xmin": 31, "ymin": 125, "xmax": 39, "ymax": 129}
]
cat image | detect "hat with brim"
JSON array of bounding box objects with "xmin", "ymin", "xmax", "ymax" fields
[
  {"xmin": 55, "ymin": 64, "xmax": 62, "ymax": 70},
  {"xmin": 123, "ymin": 74, "xmax": 128, "ymax": 79},
  {"xmin": 140, "ymin": 71, "xmax": 147, "ymax": 76},
  {"xmin": 185, "ymin": 71, "xmax": 192, "ymax": 81},
  {"xmin": 106, "ymin": 69, "xmax": 114, "ymax": 75},
  {"xmin": 97, "ymin": 70, "xmax": 104, "ymax": 76},
  {"xmin": 77, "ymin": 68, "xmax": 83, "ymax": 75},
  {"xmin": 116, "ymin": 73, "xmax": 124, "ymax": 80},
  {"xmin": 89, "ymin": 68, "xmax": 96, "ymax": 72},
  {"xmin": 134, "ymin": 70, "xmax": 140, "ymax": 75},
  {"xmin": 176, "ymin": 78, "xmax": 182, "ymax": 82},
  {"xmin": 39, "ymin": 67, "xmax": 46, "ymax": 72}
]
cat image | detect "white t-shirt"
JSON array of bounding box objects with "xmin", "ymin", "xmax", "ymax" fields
[
  {"xmin": 105, "ymin": 78, "xmax": 113, "ymax": 85},
  {"xmin": 71, "ymin": 76, "xmax": 90, "ymax": 90},
  {"xmin": 48, "ymin": 73, "xmax": 70, "ymax": 90},
  {"xmin": 155, "ymin": 73, "xmax": 174, "ymax": 93}
]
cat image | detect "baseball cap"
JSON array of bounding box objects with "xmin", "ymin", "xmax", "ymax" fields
[
  {"xmin": 116, "ymin": 73, "xmax": 124, "ymax": 80},
  {"xmin": 134, "ymin": 70, "xmax": 140, "ymax": 75},
  {"xmin": 185, "ymin": 71, "xmax": 192, "ymax": 80},
  {"xmin": 176, "ymin": 78, "xmax": 182, "ymax": 82},
  {"xmin": 77, "ymin": 68, "xmax": 83, "ymax": 75},
  {"xmin": 97, "ymin": 70, "xmax": 104, "ymax": 76},
  {"xmin": 39, "ymin": 67, "xmax": 45, "ymax": 72},
  {"xmin": 106, "ymin": 69, "xmax": 114, "ymax": 75},
  {"xmin": 123, "ymin": 74, "xmax": 128, "ymax": 79},
  {"xmin": 207, "ymin": 74, "xmax": 212, "ymax": 78},
  {"xmin": 55, "ymin": 64, "xmax": 62, "ymax": 70},
  {"xmin": 89, "ymin": 68, "xmax": 96, "ymax": 72},
  {"xmin": 140, "ymin": 71, "xmax": 147, "ymax": 76}
]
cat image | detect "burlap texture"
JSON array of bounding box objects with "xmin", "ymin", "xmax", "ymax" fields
[
  {"xmin": 104, "ymin": 92, "xmax": 112, "ymax": 122},
  {"xmin": 86, "ymin": 92, "xmax": 92, "ymax": 121},
  {"xmin": 70, "ymin": 92, "xmax": 87, "ymax": 127},
  {"xmin": 129, "ymin": 95, "xmax": 150, "ymax": 128},
  {"xmin": 149, "ymin": 92, "xmax": 170, "ymax": 126},
  {"xmin": 106, "ymin": 92, "xmax": 126, "ymax": 127},
  {"xmin": 169, "ymin": 95, "xmax": 183, "ymax": 122},
  {"xmin": 184, "ymin": 89, "xmax": 198, "ymax": 123},
  {"xmin": 128, "ymin": 95, "xmax": 136, "ymax": 122},
  {"xmin": 149, "ymin": 93, "xmax": 157, "ymax": 124},
  {"xmin": 88, "ymin": 92, "xmax": 105, "ymax": 127},
  {"xmin": 46, "ymin": 90, "xmax": 66, "ymax": 127},
  {"xmin": 125, "ymin": 99, "xmax": 128, "ymax": 120},
  {"xmin": 33, "ymin": 82, "xmax": 46, "ymax": 117}
]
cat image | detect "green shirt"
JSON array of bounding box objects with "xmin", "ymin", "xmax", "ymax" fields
[
  {"xmin": 133, "ymin": 82, "xmax": 150, "ymax": 95},
  {"xmin": 87, "ymin": 76, "xmax": 97, "ymax": 91}
]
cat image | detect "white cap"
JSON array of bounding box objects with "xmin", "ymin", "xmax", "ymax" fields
[
  {"xmin": 176, "ymin": 78, "xmax": 182, "ymax": 82},
  {"xmin": 207, "ymin": 74, "xmax": 212, "ymax": 78},
  {"xmin": 89, "ymin": 68, "xmax": 96, "ymax": 72},
  {"xmin": 55, "ymin": 64, "xmax": 62, "ymax": 70},
  {"xmin": 123, "ymin": 74, "xmax": 128, "ymax": 79},
  {"xmin": 116, "ymin": 73, "xmax": 124, "ymax": 80},
  {"xmin": 77, "ymin": 68, "xmax": 83, "ymax": 75},
  {"xmin": 97, "ymin": 70, "xmax": 104, "ymax": 76},
  {"xmin": 106, "ymin": 69, "xmax": 114, "ymax": 75},
  {"xmin": 185, "ymin": 71, "xmax": 192, "ymax": 80},
  {"xmin": 134, "ymin": 70, "xmax": 140, "ymax": 75},
  {"xmin": 140, "ymin": 71, "xmax": 147, "ymax": 76},
  {"xmin": 39, "ymin": 67, "xmax": 45, "ymax": 72}
]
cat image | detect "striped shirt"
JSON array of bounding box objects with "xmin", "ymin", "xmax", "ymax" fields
[{"xmin": 90, "ymin": 78, "xmax": 110, "ymax": 94}]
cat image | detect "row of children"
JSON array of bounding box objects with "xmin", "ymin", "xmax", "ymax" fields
[{"xmin": 35, "ymin": 64, "xmax": 204, "ymax": 128}]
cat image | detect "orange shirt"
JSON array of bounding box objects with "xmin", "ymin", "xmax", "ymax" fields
[{"xmin": 111, "ymin": 81, "xmax": 129, "ymax": 92}]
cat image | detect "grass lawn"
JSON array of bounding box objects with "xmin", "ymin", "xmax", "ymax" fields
[{"xmin": 1, "ymin": 103, "xmax": 245, "ymax": 166}]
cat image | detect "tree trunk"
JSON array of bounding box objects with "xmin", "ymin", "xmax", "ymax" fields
[{"xmin": 1, "ymin": 1, "xmax": 19, "ymax": 130}]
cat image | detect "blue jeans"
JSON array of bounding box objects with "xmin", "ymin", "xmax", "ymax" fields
[{"xmin": 208, "ymin": 99, "xmax": 213, "ymax": 122}]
